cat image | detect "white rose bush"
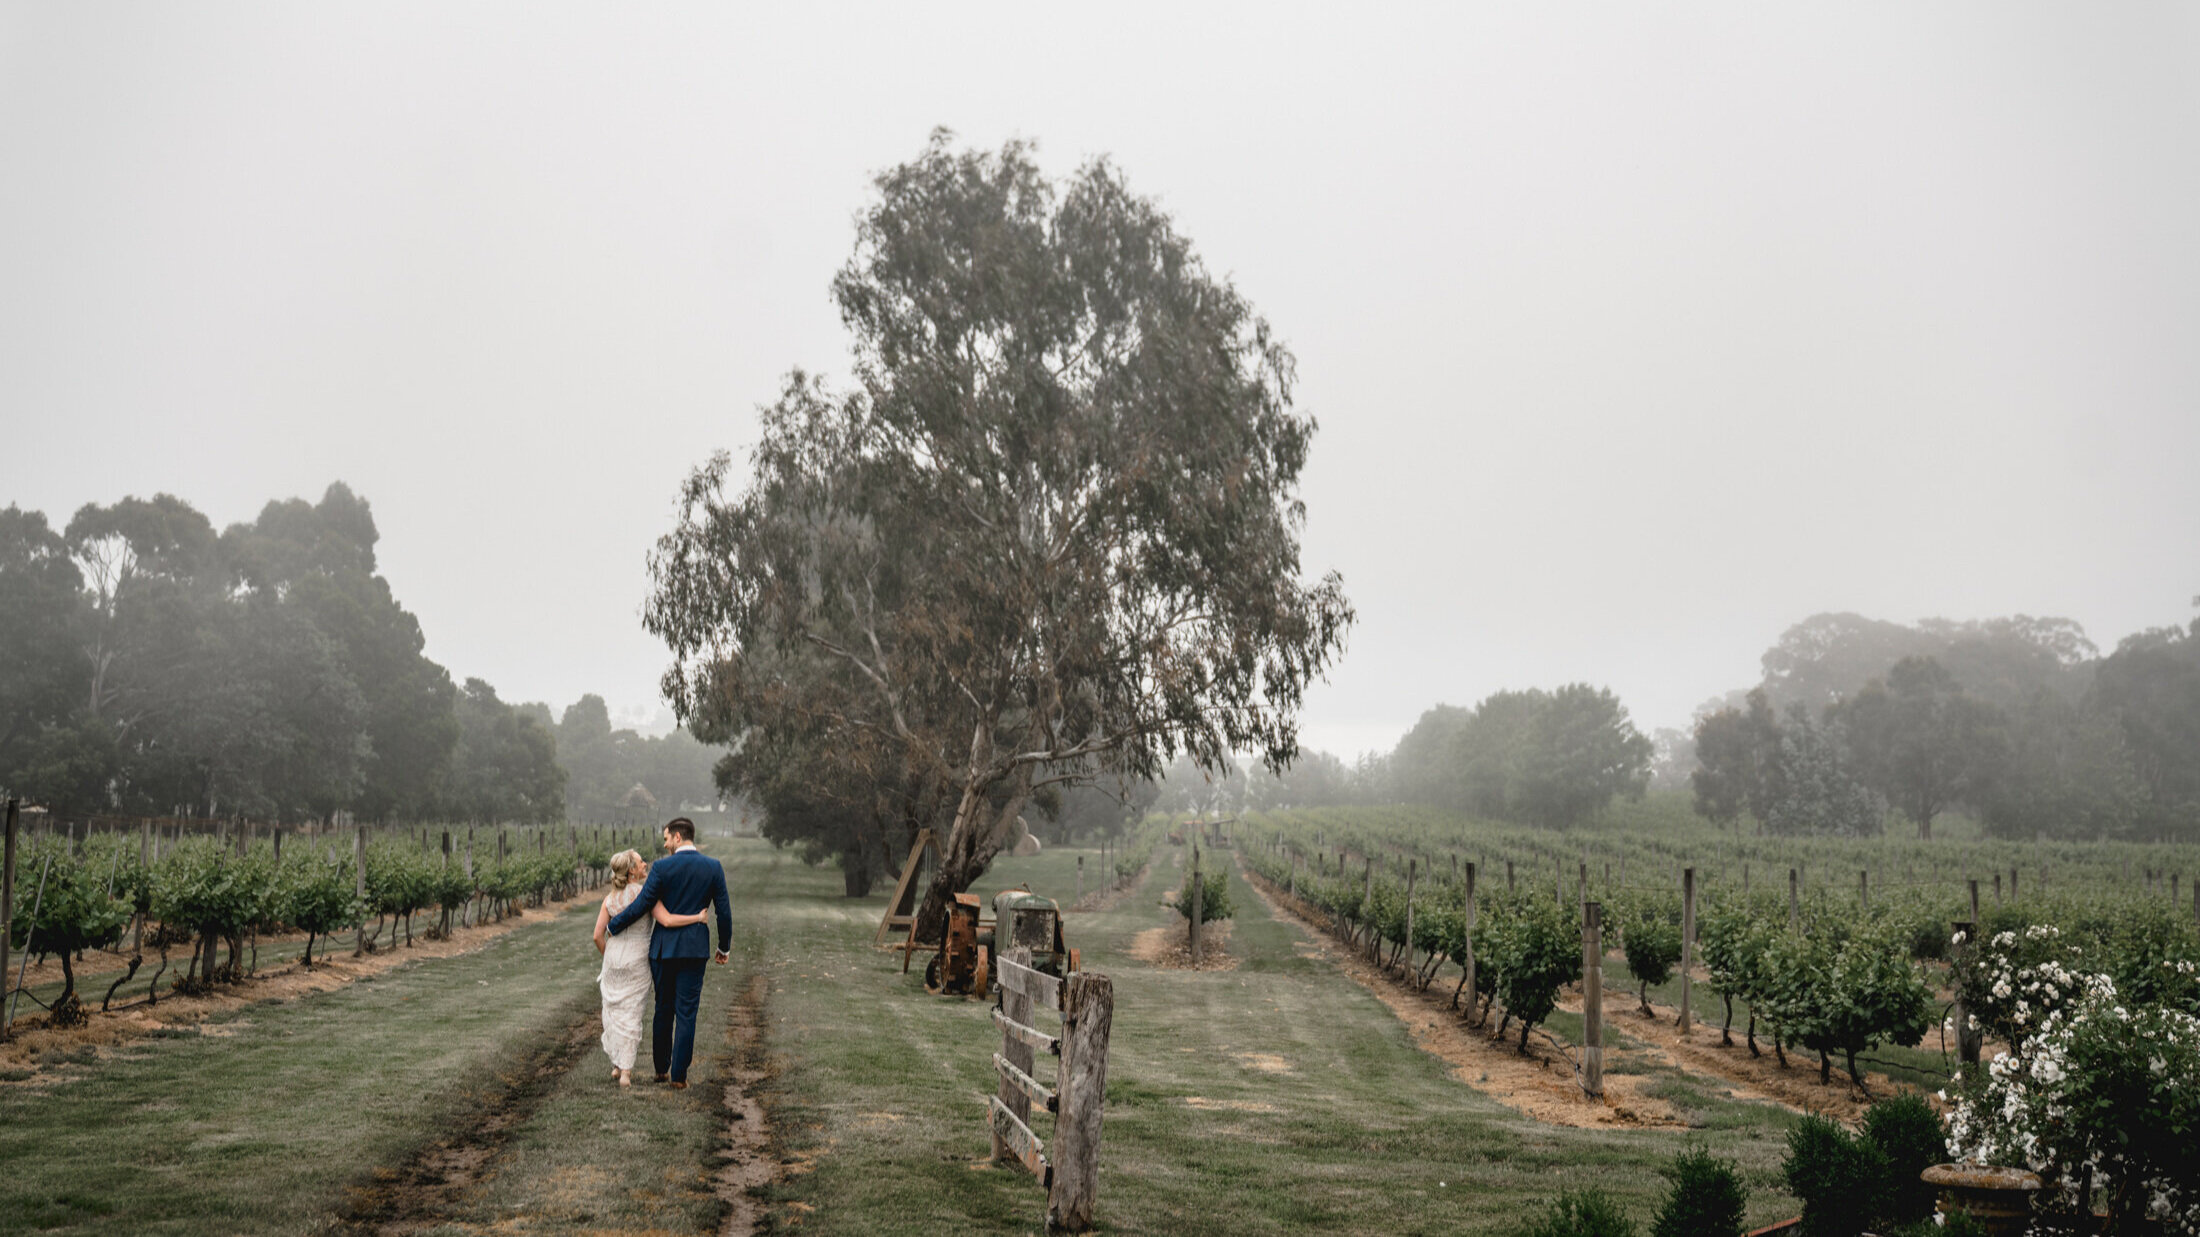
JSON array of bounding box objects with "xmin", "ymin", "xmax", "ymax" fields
[{"xmin": 1947, "ymin": 925, "xmax": 2200, "ymax": 1232}]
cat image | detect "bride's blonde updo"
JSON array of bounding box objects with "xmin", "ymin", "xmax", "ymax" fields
[{"xmin": 608, "ymin": 849, "xmax": 645, "ymax": 890}]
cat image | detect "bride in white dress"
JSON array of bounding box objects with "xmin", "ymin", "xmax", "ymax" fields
[{"xmin": 593, "ymin": 850, "xmax": 709, "ymax": 1087}]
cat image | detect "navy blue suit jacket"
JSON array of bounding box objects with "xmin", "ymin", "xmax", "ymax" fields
[{"xmin": 605, "ymin": 847, "xmax": 732, "ymax": 959}]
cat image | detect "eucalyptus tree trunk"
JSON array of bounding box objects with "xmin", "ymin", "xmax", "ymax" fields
[{"xmin": 912, "ymin": 764, "xmax": 1033, "ymax": 944}]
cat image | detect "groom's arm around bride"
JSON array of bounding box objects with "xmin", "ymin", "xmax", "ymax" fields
[{"xmin": 606, "ymin": 820, "xmax": 734, "ymax": 964}]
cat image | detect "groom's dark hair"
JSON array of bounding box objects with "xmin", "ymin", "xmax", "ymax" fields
[{"xmin": 665, "ymin": 817, "xmax": 696, "ymax": 843}]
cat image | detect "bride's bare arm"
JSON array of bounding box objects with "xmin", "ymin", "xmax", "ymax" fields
[
  {"xmin": 652, "ymin": 903, "xmax": 708, "ymax": 928},
  {"xmin": 593, "ymin": 898, "xmax": 611, "ymax": 954}
]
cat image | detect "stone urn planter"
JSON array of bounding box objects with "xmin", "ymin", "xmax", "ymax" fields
[{"xmin": 1921, "ymin": 1163, "xmax": 2041, "ymax": 1237}]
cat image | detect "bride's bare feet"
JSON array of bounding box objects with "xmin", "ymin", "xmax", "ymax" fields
[{"xmin": 617, "ymin": 1069, "xmax": 632, "ymax": 1088}]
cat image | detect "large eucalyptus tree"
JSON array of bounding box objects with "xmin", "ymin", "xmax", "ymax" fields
[{"xmin": 649, "ymin": 132, "xmax": 1353, "ymax": 937}]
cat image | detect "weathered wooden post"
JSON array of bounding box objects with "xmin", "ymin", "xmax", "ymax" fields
[
  {"xmin": 1582, "ymin": 900, "xmax": 1603, "ymax": 1098},
  {"xmin": 1462, "ymin": 861, "xmax": 1478, "ymax": 1024},
  {"xmin": 1952, "ymin": 919, "xmax": 1982, "ymax": 1065},
  {"xmin": 1049, "ymin": 970, "xmax": 1114, "ymax": 1232},
  {"xmin": 1993, "ymin": 872, "xmax": 2002, "ymax": 904},
  {"xmin": 1506, "ymin": 859, "xmax": 1515, "ymax": 892},
  {"xmin": 353, "ymin": 824, "xmax": 368, "ymax": 955},
  {"xmin": 1, "ymin": 799, "xmax": 16, "ymax": 1033},
  {"xmin": 441, "ymin": 830, "xmax": 451, "ymax": 869},
  {"xmin": 1361, "ymin": 856, "xmax": 1374, "ymax": 957},
  {"xmin": 1189, "ymin": 845, "xmax": 1204, "ymax": 966},
  {"xmin": 1401, "ymin": 860, "xmax": 1417, "ymax": 979},
  {"xmin": 1789, "ymin": 868, "xmax": 1800, "ymax": 931},
  {"xmin": 1860, "ymin": 869, "xmax": 1869, "ymax": 911},
  {"xmin": 1679, "ymin": 867, "xmax": 1695, "ymax": 1034},
  {"xmin": 1969, "ymin": 878, "xmax": 1981, "ymax": 924},
  {"xmin": 135, "ymin": 818, "xmax": 149, "ymax": 953},
  {"xmin": 1075, "ymin": 856, "xmax": 1083, "ymax": 906},
  {"xmin": 2009, "ymin": 866, "xmax": 2018, "ymax": 901}
]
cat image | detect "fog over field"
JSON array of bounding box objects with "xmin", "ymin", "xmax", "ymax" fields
[{"xmin": 5, "ymin": 4, "xmax": 2196, "ymax": 756}]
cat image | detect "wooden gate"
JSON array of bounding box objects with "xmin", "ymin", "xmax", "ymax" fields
[{"xmin": 986, "ymin": 946, "xmax": 1114, "ymax": 1232}]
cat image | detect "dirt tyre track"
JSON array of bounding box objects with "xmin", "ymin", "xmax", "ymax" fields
[{"xmin": 336, "ymin": 1002, "xmax": 604, "ymax": 1235}]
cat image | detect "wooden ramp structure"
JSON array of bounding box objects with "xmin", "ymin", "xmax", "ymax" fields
[{"xmin": 874, "ymin": 828, "xmax": 941, "ymax": 949}]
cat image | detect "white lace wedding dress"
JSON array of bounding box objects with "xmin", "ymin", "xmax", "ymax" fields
[{"xmin": 598, "ymin": 884, "xmax": 653, "ymax": 1071}]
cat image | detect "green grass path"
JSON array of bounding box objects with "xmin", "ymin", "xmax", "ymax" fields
[
  {"xmin": 750, "ymin": 842, "xmax": 1806, "ymax": 1235},
  {"xmin": 0, "ymin": 896, "xmax": 609, "ymax": 1235}
]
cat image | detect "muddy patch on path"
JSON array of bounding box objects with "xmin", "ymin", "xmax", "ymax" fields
[
  {"xmin": 1243, "ymin": 869, "xmax": 1686, "ymax": 1130},
  {"xmin": 716, "ymin": 970, "xmax": 776, "ymax": 1237},
  {"xmin": 334, "ymin": 1009, "xmax": 602, "ymax": 1235}
]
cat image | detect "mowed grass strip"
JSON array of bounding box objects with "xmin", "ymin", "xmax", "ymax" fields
[
  {"xmin": 743, "ymin": 842, "xmax": 1805, "ymax": 1236},
  {"xmin": 0, "ymin": 898, "xmax": 608, "ymax": 1236},
  {"xmin": 412, "ymin": 843, "xmax": 783, "ymax": 1236}
]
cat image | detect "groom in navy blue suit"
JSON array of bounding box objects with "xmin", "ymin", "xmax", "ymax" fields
[{"xmin": 605, "ymin": 817, "xmax": 733, "ymax": 1087}]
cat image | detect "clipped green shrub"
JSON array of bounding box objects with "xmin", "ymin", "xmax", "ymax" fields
[
  {"xmin": 1174, "ymin": 869, "xmax": 1233, "ymax": 925},
  {"xmin": 1860, "ymin": 1092, "xmax": 1944, "ymax": 1226},
  {"xmin": 1651, "ymin": 1144, "xmax": 1747, "ymax": 1237},
  {"xmin": 1514, "ymin": 1188, "xmax": 1639, "ymax": 1237},
  {"xmin": 1784, "ymin": 1111, "xmax": 1891, "ymax": 1237},
  {"xmin": 1623, "ymin": 913, "xmax": 1684, "ymax": 1016}
]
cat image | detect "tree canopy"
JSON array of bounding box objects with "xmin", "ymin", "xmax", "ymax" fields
[
  {"xmin": 648, "ymin": 133, "xmax": 1353, "ymax": 932},
  {"xmin": 0, "ymin": 483, "xmax": 571, "ymax": 826}
]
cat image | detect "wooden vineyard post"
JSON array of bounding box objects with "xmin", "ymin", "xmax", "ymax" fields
[
  {"xmin": 1075, "ymin": 856, "xmax": 1083, "ymax": 906},
  {"xmin": 1506, "ymin": 859, "xmax": 1514, "ymax": 892},
  {"xmin": 1577, "ymin": 860, "xmax": 1587, "ymax": 926},
  {"xmin": 2009, "ymin": 866, "xmax": 2018, "ymax": 902},
  {"xmin": 1049, "ymin": 970, "xmax": 1114, "ymax": 1233},
  {"xmin": 1859, "ymin": 869, "xmax": 1869, "ymax": 912},
  {"xmin": 1401, "ymin": 859, "xmax": 1417, "ymax": 978},
  {"xmin": 1951, "ymin": 920, "xmax": 1982, "ymax": 1065},
  {"xmin": 1970, "ymin": 879, "xmax": 1981, "ymax": 924},
  {"xmin": 1, "ymin": 799, "xmax": 15, "ymax": 1037},
  {"xmin": 1679, "ymin": 867, "xmax": 1695, "ymax": 1034},
  {"xmin": 1993, "ymin": 872, "xmax": 2003, "ymax": 904},
  {"xmin": 1581, "ymin": 900, "xmax": 1603, "ymax": 1098},
  {"xmin": 1361, "ymin": 857, "xmax": 1374, "ymax": 958},
  {"xmin": 441, "ymin": 831, "xmax": 450, "ymax": 869},
  {"xmin": 1462, "ymin": 862, "xmax": 1478, "ymax": 1025},
  {"xmin": 1189, "ymin": 845, "xmax": 1203, "ymax": 966},
  {"xmin": 354, "ymin": 824, "xmax": 368, "ymax": 955},
  {"xmin": 135, "ymin": 818, "xmax": 149, "ymax": 953},
  {"xmin": 1788, "ymin": 868, "xmax": 1800, "ymax": 931}
]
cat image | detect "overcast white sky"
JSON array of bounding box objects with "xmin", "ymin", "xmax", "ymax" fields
[{"xmin": 6, "ymin": 5, "xmax": 2197, "ymax": 756}]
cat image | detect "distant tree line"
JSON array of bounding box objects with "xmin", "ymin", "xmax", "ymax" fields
[
  {"xmin": 1155, "ymin": 683, "xmax": 1657, "ymax": 830},
  {"xmin": 1691, "ymin": 610, "xmax": 2200, "ymax": 840},
  {"xmin": 0, "ymin": 484, "xmax": 712, "ymax": 826},
  {"xmin": 549, "ymin": 694, "xmax": 720, "ymax": 822}
]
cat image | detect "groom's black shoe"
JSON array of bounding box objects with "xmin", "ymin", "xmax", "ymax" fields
[{"xmin": 655, "ymin": 1074, "xmax": 670, "ymax": 1084}]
